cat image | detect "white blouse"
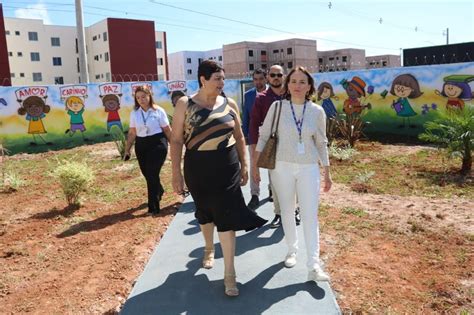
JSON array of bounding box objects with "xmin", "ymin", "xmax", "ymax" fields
[
  {"xmin": 129, "ymin": 106, "xmax": 169, "ymax": 137},
  {"xmin": 256, "ymin": 100, "xmax": 330, "ymax": 166}
]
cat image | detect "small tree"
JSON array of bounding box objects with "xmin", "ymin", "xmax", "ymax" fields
[
  {"xmin": 335, "ymin": 113, "xmax": 369, "ymax": 148},
  {"xmin": 53, "ymin": 161, "xmax": 94, "ymax": 206},
  {"xmin": 111, "ymin": 126, "xmax": 127, "ymax": 159},
  {"xmin": 419, "ymin": 108, "xmax": 473, "ymax": 174}
]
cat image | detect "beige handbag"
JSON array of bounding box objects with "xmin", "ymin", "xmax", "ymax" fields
[{"xmin": 256, "ymin": 101, "xmax": 282, "ymax": 169}]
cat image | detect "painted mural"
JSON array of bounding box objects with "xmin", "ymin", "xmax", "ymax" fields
[
  {"xmin": 311, "ymin": 62, "xmax": 474, "ymax": 137},
  {"xmin": 0, "ymin": 79, "xmax": 241, "ymax": 154},
  {"xmin": 0, "ymin": 62, "xmax": 473, "ymax": 154}
]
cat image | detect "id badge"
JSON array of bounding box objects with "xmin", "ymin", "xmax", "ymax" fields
[{"xmin": 297, "ymin": 142, "xmax": 305, "ymax": 154}]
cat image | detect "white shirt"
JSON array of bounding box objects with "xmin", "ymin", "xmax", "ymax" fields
[
  {"xmin": 129, "ymin": 106, "xmax": 169, "ymax": 137},
  {"xmin": 256, "ymin": 100, "xmax": 330, "ymax": 166}
]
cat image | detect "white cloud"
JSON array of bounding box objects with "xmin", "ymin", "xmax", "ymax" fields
[{"xmin": 14, "ymin": 3, "xmax": 52, "ymax": 24}]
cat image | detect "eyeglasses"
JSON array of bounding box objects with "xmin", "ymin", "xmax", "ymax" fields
[{"xmin": 269, "ymin": 73, "xmax": 283, "ymax": 78}]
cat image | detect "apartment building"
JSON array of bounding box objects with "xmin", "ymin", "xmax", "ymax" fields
[
  {"xmin": 0, "ymin": 5, "xmax": 11, "ymax": 86},
  {"xmin": 365, "ymin": 54, "xmax": 401, "ymax": 69},
  {"xmin": 317, "ymin": 48, "xmax": 366, "ymax": 72},
  {"xmin": 168, "ymin": 48, "xmax": 223, "ymax": 80},
  {"xmin": 2, "ymin": 13, "xmax": 168, "ymax": 85},
  {"xmin": 223, "ymin": 38, "xmax": 317, "ymax": 78}
]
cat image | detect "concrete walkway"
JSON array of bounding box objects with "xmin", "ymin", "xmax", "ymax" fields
[{"xmin": 121, "ymin": 175, "xmax": 341, "ymax": 315}]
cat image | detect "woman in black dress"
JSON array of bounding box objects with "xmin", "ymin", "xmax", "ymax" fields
[{"xmin": 170, "ymin": 60, "xmax": 266, "ymax": 297}]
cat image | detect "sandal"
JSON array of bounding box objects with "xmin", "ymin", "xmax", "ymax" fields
[
  {"xmin": 202, "ymin": 249, "xmax": 214, "ymax": 269},
  {"xmin": 224, "ymin": 274, "xmax": 239, "ymax": 297}
]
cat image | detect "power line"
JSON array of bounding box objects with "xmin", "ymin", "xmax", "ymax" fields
[{"xmin": 148, "ymin": 1, "xmax": 400, "ymax": 52}]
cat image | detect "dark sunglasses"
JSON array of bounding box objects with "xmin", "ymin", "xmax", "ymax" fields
[{"xmin": 269, "ymin": 73, "xmax": 283, "ymax": 78}]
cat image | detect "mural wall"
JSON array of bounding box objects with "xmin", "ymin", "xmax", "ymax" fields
[
  {"xmin": 0, "ymin": 62, "xmax": 473, "ymax": 154},
  {"xmin": 0, "ymin": 79, "xmax": 241, "ymax": 154},
  {"xmin": 311, "ymin": 62, "xmax": 474, "ymax": 137}
]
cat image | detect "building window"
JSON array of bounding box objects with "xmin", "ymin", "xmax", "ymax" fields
[
  {"xmin": 28, "ymin": 32, "xmax": 38, "ymax": 41},
  {"xmin": 288, "ymin": 61, "xmax": 293, "ymax": 69},
  {"xmin": 5, "ymin": 30, "xmax": 10, "ymax": 35},
  {"xmin": 218, "ymin": 55, "xmax": 222, "ymax": 61},
  {"xmin": 157, "ymin": 57, "xmax": 163, "ymax": 65},
  {"xmin": 155, "ymin": 41, "xmax": 162, "ymax": 49},
  {"xmin": 32, "ymin": 72, "xmax": 42, "ymax": 82},
  {"xmin": 329, "ymin": 57, "xmax": 334, "ymax": 61},
  {"xmin": 94, "ymin": 55, "xmax": 99, "ymax": 61},
  {"xmin": 15, "ymin": 31, "xmax": 20, "ymax": 36},
  {"xmin": 187, "ymin": 69, "xmax": 192, "ymax": 75},
  {"xmin": 248, "ymin": 50, "xmax": 254, "ymax": 57},
  {"xmin": 30, "ymin": 52, "xmax": 40, "ymax": 61},
  {"xmin": 318, "ymin": 58, "xmax": 323, "ymax": 63},
  {"xmin": 105, "ymin": 52, "xmax": 109, "ymax": 62},
  {"xmin": 92, "ymin": 35, "xmax": 97, "ymax": 41},
  {"xmin": 54, "ymin": 77, "xmax": 64, "ymax": 84},
  {"xmin": 342, "ymin": 56, "xmax": 347, "ymax": 62},
  {"xmin": 198, "ymin": 58, "xmax": 203, "ymax": 64},
  {"xmin": 103, "ymin": 32, "xmax": 108, "ymax": 41},
  {"xmin": 17, "ymin": 52, "xmax": 23, "ymax": 57},
  {"xmin": 8, "ymin": 52, "xmax": 12, "ymax": 57},
  {"xmin": 100, "ymin": 54, "xmax": 102, "ymax": 59},
  {"xmin": 261, "ymin": 50, "xmax": 267, "ymax": 56},
  {"xmin": 249, "ymin": 63, "xmax": 254, "ymax": 71},
  {"xmin": 10, "ymin": 73, "xmax": 15, "ymax": 78},
  {"xmin": 106, "ymin": 72, "xmax": 111, "ymax": 81},
  {"xmin": 95, "ymin": 74, "xmax": 100, "ymax": 80},
  {"xmin": 287, "ymin": 47, "xmax": 292, "ymax": 55},
  {"xmin": 51, "ymin": 37, "xmax": 60, "ymax": 46},
  {"xmin": 382, "ymin": 61, "xmax": 387, "ymax": 67},
  {"xmin": 187, "ymin": 58, "xmax": 191, "ymax": 63},
  {"xmin": 20, "ymin": 73, "xmax": 25, "ymax": 78},
  {"xmin": 53, "ymin": 57, "xmax": 62, "ymax": 66},
  {"xmin": 273, "ymin": 49, "xmax": 279, "ymax": 54}
]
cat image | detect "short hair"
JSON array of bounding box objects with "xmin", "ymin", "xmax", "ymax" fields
[
  {"xmin": 171, "ymin": 90, "xmax": 186, "ymax": 106},
  {"xmin": 283, "ymin": 66, "xmax": 316, "ymax": 100},
  {"xmin": 197, "ymin": 60, "xmax": 224, "ymax": 88},
  {"xmin": 252, "ymin": 68, "xmax": 266, "ymax": 77}
]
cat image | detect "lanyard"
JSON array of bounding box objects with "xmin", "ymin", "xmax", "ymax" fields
[
  {"xmin": 140, "ymin": 109, "xmax": 151, "ymax": 126},
  {"xmin": 290, "ymin": 101, "xmax": 306, "ymax": 142}
]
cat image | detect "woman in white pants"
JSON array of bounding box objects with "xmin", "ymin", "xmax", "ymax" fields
[{"xmin": 253, "ymin": 66, "xmax": 332, "ymax": 282}]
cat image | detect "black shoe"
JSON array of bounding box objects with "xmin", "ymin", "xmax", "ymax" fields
[
  {"xmin": 295, "ymin": 208, "xmax": 301, "ymax": 226},
  {"xmin": 148, "ymin": 201, "xmax": 160, "ymax": 215},
  {"xmin": 268, "ymin": 188, "xmax": 273, "ymax": 202},
  {"xmin": 247, "ymin": 195, "xmax": 260, "ymax": 211},
  {"xmin": 269, "ymin": 215, "xmax": 281, "ymax": 229}
]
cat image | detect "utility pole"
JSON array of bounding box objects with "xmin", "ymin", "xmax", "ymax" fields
[
  {"xmin": 446, "ymin": 28, "xmax": 449, "ymax": 45},
  {"xmin": 75, "ymin": 0, "xmax": 89, "ymax": 83}
]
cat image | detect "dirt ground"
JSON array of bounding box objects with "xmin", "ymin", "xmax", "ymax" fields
[{"xmin": 0, "ymin": 141, "xmax": 472, "ymax": 314}]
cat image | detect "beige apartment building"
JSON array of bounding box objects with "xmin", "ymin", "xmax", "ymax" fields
[
  {"xmin": 365, "ymin": 54, "xmax": 401, "ymax": 69},
  {"xmin": 223, "ymin": 38, "xmax": 317, "ymax": 78},
  {"xmin": 317, "ymin": 48, "xmax": 366, "ymax": 72}
]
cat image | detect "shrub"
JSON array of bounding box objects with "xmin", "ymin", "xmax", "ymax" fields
[
  {"xmin": 419, "ymin": 108, "xmax": 473, "ymax": 174},
  {"xmin": 3, "ymin": 171, "xmax": 25, "ymax": 191},
  {"xmin": 334, "ymin": 113, "xmax": 369, "ymax": 147},
  {"xmin": 53, "ymin": 161, "xmax": 94, "ymax": 206},
  {"xmin": 329, "ymin": 142, "xmax": 357, "ymax": 161},
  {"xmin": 111, "ymin": 126, "xmax": 126, "ymax": 159}
]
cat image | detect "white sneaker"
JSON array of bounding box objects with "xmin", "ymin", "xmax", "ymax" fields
[
  {"xmin": 284, "ymin": 253, "xmax": 297, "ymax": 268},
  {"xmin": 308, "ymin": 265, "xmax": 330, "ymax": 282}
]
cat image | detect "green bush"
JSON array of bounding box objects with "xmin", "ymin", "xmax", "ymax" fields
[
  {"xmin": 419, "ymin": 108, "xmax": 473, "ymax": 174},
  {"xmin": 329, "ymin": 142, "xmax": 357, "ymax": 161},
  {"xmin": 111, "ymin": 126, "xmax": 127, "ymax": 159},
  {"xmin": 53, "ymin": 161, "xmax": 94, "ymax": 206}
]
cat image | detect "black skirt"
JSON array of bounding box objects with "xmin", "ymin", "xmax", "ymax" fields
[{"xmin": 184, "ymin": 145, "xmax": 267, "ymax": 232}]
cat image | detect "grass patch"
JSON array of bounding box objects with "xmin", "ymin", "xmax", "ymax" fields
[
  {"xmin": 342, "ymin": 206, "xmax": 367, "ymax": 217},
  {"xmin": 330, "ymin": 142, "xmax": 473, "ymax": 199}
]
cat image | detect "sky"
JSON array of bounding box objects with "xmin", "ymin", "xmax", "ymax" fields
[{"xmin": 2, "ymin": 0, "xmax": 474, "ymax": 57}]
